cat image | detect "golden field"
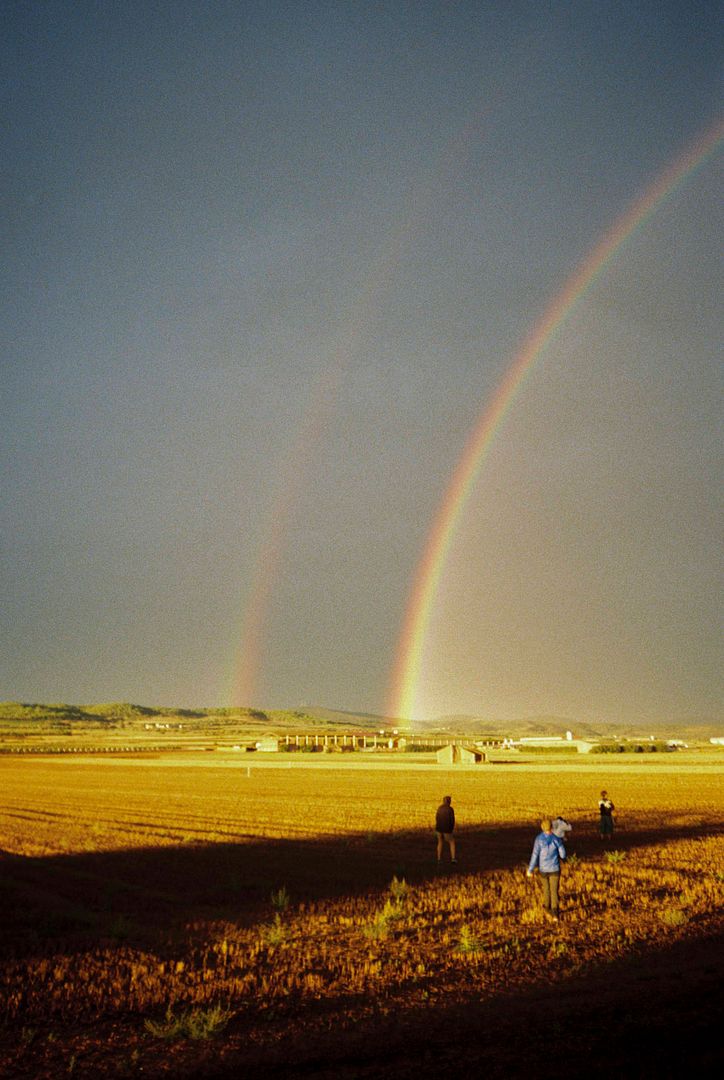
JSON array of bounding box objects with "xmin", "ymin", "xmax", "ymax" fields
[{"xmin": 0, "ymin": 753, "xmax": 722, "ymax": 1078}]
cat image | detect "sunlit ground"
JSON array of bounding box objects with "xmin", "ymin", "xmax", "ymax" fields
[{"xmin": 1, "ymin": 754, "xmax": 722, "ymax": 1078}]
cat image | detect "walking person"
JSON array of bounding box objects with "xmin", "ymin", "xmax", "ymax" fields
[
  {"xmin": 598, "ymin": 790, "xmax": 615, "ymax": 840},
  {"xmin": 527, "ymin": 818, "xmax": 566, "ymax": 920},
  {"xmin": 435, "ymin": 795, "xmax": 457, "ymax": 864}
]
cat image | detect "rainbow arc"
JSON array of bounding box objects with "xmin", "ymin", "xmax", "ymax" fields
[{"xmin": 387, "ymin": 118, "xmax": 723, "ymax": 723}]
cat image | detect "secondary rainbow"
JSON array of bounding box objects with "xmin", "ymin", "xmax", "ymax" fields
[
  {"xmin": 227, "ymin": 115, "xmax": 494, "ymax": 707},
  {"xmin": 388, "ymin": 117, "xmax": 724, "ymax": 724}
]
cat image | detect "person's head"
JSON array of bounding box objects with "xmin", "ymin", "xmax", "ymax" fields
[
  {"xmin": 601, "ymin": 790, "xmax": 607, "ymax": 798},
  {"xmin": 443, "ymin": 795, "xmax": 452, "ymax": 805},
  {"xmin": 540, "ymin": 818, "xmax": 551, "ymax": 832}
]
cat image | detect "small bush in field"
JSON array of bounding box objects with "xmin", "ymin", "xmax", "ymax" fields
[
  {"xmin": 145, "ymin": 1007, "xmax": 185, "ymax": 1041},
  {"xmin": 363, "ymin": 906, "xmax": 395, "ymax": 941},
  {"xmin": 457, "ymin": 924, "xmax": 483, "ymax": 954},
  {"xmin": 660, "ymin": 908, "xmax": 688, "ymax": 928},
  {"xmin": 263, "ymin": 913, "xmax": 287, "ymax": 945},
  {"xmin": 604, "ymin": 850, "xmax": 626, "ymax": 864},
  {"xmin": 270, "ymin": 886, "xmax": 289, "ymax": 912},
  {"xmin": 145, "ymin": 1005, "xmax": 232, "ymax": 1041},
  {"xmin": 184, "ymin": 1005, "xmax": 233, "ymax": 1040},
  {"xmin": 389, "ymin": 876, "xmax": 409, "ymax": 903}
]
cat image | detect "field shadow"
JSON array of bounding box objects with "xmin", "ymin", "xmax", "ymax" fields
[
  {"xmin": 220, "ymin": 927, "xmax": 724, "ymax": 1080},
  {"xmin": 0, "ymin": 814, "xmax": 720, "ymax": 963}
]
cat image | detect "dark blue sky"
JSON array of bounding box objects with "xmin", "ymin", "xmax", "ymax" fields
[{"xmin": 2, "ymin": 1, "xmax": 721, "ymax": 722}]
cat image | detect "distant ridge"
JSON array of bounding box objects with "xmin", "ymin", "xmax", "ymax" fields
[
  {"xmin": 414, "ymin": 713, "xmax": 724, "ymax": 741},
  {"xmin": 0, "ymin": 701, "xmax": 721, "ymax": 740}
]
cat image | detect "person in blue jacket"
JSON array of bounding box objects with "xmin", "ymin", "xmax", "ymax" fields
[{"xmin": 527, "ymin": 818, "xmax": 566, "ymax": 920}]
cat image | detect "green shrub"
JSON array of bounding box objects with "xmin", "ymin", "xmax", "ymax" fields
[
  {"xmin": 660, "ymin": 908, "xmax": 688, "ymax": 928},
  {"xmin": 263, "ymin": 913, "xmax": 286, "ymax": 946},
  {"xmin": 270, "ymin": 886, "xmax": 289, "ymax": 913},
  {"xmin": 457, "ymin": 924, "xmax": 483, "ymax": 954},
  {"xmin": 144, "ymin": 1005, "xmax": 232, "ymax": 1041},
  {"xmin": 363, "ymin": 910, "xmax": 390, "ymax": 941},
  {"xmin": 389, "ymin": 876, "xmax": 409, "ymax": 903}
]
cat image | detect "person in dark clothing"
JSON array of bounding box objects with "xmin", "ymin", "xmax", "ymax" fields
[
  {"xmin": 599, "ymin": 790, "xmax": 615, "ymax": 840},
  {"xmin": 527, "ymin": 818, "xmax": 566, "ymax": 919},
  {"xmin": 435, "ymin": 795, "xmax": 456, "ymax": 864}
]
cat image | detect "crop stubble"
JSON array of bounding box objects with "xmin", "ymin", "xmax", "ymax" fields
[{"xmin": 0, "ymin": 755, "xmax": 722, "ymax": 1078}]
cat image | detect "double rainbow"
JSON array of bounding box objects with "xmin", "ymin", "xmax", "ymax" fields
[{"xmin": 387, "ymin": 118, "xmax": 723, "ymax": 724}]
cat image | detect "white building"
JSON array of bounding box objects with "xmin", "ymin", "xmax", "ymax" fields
[{"xmin": 436, "ymin": 744, "xmax": 486, "ymax": 765}]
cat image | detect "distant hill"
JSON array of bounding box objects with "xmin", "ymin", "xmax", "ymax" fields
[
  {"xmin": 295, "ymin": 705, "xmax": 396, "ymax": 728},
  {"xmin": 413, "ymin": 713, "xmax": 724, "ymax": 741},
  {"xmin": 0, "ymin": 701, "xmax": 389, "ymax": 734},
  {"xmin": 0, "ymin": 701, "xmax": 720, "ymax": 740},
  {"xmin": 0, "ymin": 701, "xmax": 202, "ymax": 724}
]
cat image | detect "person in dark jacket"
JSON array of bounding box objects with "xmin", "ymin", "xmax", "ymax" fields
[
  {"xmin": 598, "ymin": 790, "xmax": 615, "ymax": 840},
  {"xmin": 527, "ymin": 818, "xmax": 566, "ymax": 919},
  {"xmin": 435, "ymin": 795, "xmax": 456, "ymax": 864}
]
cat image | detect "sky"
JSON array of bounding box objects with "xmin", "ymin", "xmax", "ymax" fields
[{"xmin": 2, "ymin": 1, "xmax": 721, "ymax": 725}]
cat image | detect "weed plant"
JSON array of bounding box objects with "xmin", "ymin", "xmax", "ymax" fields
[
  {"xmin": 457, "ymin": 924, "xmax": 483, "ymax": 954},
  {"xmin": 270, "ymin": 886, "xmax": 289, "ymax": 913},
  {"xmin": 263, "ymin": 913, "xmax": 287, "ymax": 946},
  {"xmin": 144, "ymin": 1005, "xmax": 232, "ymax": 1041},
  {"xmin": 389, "ymin": 876, "xmax": 409, "ymax": 903}
]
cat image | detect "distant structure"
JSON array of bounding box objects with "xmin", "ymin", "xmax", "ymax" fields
[
  {"xmin": 255, "ymin": 735, "xmax": 280, "ymax": 752},
  {"xmin": 517, "ymin": 736, "xmax": 568, "ymax": 746},
  {"xmin": 503, "ymin": 734, "xmax": 597, "ymax": 754},
  {"xmin": 436, "ymin": 744, "xmax": 486, "ymax": 765}
]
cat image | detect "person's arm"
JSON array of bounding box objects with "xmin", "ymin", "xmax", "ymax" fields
[
  {"xmin": 558, "ymin": 838, "xmax": 567, "ymax": 861},
  {"xmin": 527, "ymin": 837, "xmax": 539, "ymax": 875}
]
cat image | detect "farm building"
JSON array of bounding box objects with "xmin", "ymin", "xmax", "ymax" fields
[
  {"xmin": 436, "ymin": 744, "xmax": 486, "ymax": 765},
  {"xmin": 505, "ymin": 735, "xmax": 598, "ymax": 754},
  {"xmin": 254, "ymin": 735, "xmax": 280, "ymax": 752}
]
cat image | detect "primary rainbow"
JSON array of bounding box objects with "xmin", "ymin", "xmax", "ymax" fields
[
  {"xmin": 387, "ymin": 118, "xmax": 723, "ymax": 724},
  {"xmin": 228, "ymin": 113, "xmax": 495, "ymax": 707}
]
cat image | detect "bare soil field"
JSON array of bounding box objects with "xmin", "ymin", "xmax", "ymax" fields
[{"xmin": 0, "ymin": 754, "xmax": 722, "ymax": 1078}]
